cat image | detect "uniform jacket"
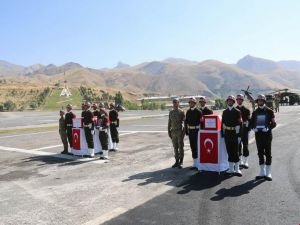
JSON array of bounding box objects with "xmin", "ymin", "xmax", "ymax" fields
[
  {"xmin": 185, "ymin": 107, "xmax": 202, "ymax": 134},
  {"xmin": 109, "ymin": 109, "xmax": 119, "ymax": 127},
  {"xmin": 221, "ymin": 107, "xmax": 242, "ymax": 136},
  {"xmin": 200, "ymin": 106, "xmax": 213, "ymax": 116},
  {"xmin": 168, "ymin": 108, "xmax": 185, "ymax": 134},
  {"xmin": 65, "ymin": 111, "xmax": 76, "ymax": 128},
  {"xmin": 250, "ymin": 106, "xmax": 276, "ymax": 131}
]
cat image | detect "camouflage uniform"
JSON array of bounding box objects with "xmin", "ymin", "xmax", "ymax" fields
[
  {"xmin": 168, "ymin": 108, "xmax": 185, "ymax": 164},
  {"xmin": 59, "ymin": 112, "xmax": 68, "ymax": 154}
]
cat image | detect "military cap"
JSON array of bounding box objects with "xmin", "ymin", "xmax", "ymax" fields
[
  {"xmin": 199, "ymin": 97, "xmax": 206, "ymax": 103},
  {"xmin": 172, "ymin": 98, "xmax": 180, "ymax": 103},
  {"xmin": 256, "ymin": 94, "xmax": 266, "ymax": 102},
  {"xmin": 226, "ymin": 95, "xmax": 236, "ymax": 103},
  {"xmin": 99, "ymin": 102, "xmax": 105, "ymax": 108},
  {"xmin": 236, "ymin": 94, "xmax": 244, "ymax": 100},
  {"xmin": 66, "ymin": 104, "xmax": 72, "ymax": 109},
  {"xmin": 188, "ymin": 97, "xmax": 197, "ymax": 104},
  {"xmin": 109, "ymin": 102, "xmax": 115, "ymax": 108}
]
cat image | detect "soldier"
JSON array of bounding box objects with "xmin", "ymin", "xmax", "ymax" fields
[
  {"xmin": 98, "ymin": 103, "xmax": 110, "ymax": 159},
  {"xmin": 250, "ymin": 94, "xmax": 276, "ymax": 181},
  {"xmin": 236, "ymin": 94, "xmax": 251, "ymax": 169},
  {"xmin": 168, "ymin": 98, "xmax": 185, "ymax": 168},
  {"xmin": 185, "ymin": 97, "xmax": 202, "ymax": 169},
  {"xmin": 274, "ymin": 94, "xmax": 280, "ymax": 113},
  {"xmin": 221, "ymin": 95, "xmax": 242, "ymax": 176},
  {"xmin": 199, "ymin": 97, "xmax": 213, "ymax": 115},
  {"xmin": 65, "ymin": 104, "xmax": 76, "ymax": 150},
  {"xmin": 59, "ymin": 110, "xmax": 69, "ymax": 154},
  {"xmin": 82, "ymin": 102, "xmax": 95, "ymax": 157},
  {"xmin": 109, "ymin": 103, "xmax": 120, "ymax": 151}
]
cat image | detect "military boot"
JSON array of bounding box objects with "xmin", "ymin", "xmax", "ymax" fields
[
  {"xmin": 256, "ymin": 164, "xmax": 266, "ymax": 180},
  {"xmin": 172, "ymin": 160, "xmax": 179, "ymax": 168},
  {"xmin": 179, "ymin": 157, "xmax": 183, "ymax": 165},
  {"xmin": 265, "ymin": 165, "xmax": 272, "ymax": 181}
]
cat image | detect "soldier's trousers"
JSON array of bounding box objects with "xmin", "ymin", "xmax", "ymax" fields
[
  {"xmin": 110, "ymin": 124, "xmax": 119, "ymax": 143},
  {"xmin": 188, "ymin": 129, "xmax": 199, "ymax": 159},
  {"xmin": 255, "ymin": 131, "xmax": 272, "ymax": 165},
  {"xmin": 171, "ymin": 130, "xmax": 184, "ymax": 161},
  {"xmin": 224, "ymin": 131, "xmax": 239, "ymax": 163},
  {"xmin": 59, "ymin": 130, "xmax": 68, "ymax": 151},
  {"xmin": 84, "ymin": 127, "xmax": 94, "ymax": 149},
  {"xmin": 238, "ymin": 125, "xmax": 249, "ymax": 157},
  {"xmin": 66, "ymin": 127, "xmax": 73, "ymax": 147},
  {"xmin": 99, "ymin": 130, "xmax": 108, "ymax": 150}
]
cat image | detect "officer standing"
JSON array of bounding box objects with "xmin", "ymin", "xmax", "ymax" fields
[
  {"xmin": 221, "ymin": 95, "xmax": 242, "ymax": 176},
  {"xmin": 168, "ymin": 98, "xmax": 185, "ymax": 168},
  {"xmin": 274, "ymin": 94, "xmax": 280, "ymax": 113},
  {"xmin": 250, "ymin": 94, "xmax": 276, "ymax": 181},
  {"xmin": 236, "ymin": 94, "xmax": 251, "ymax": 169},
  {"xmin": 65, "ymin": 104, "xmax": 76, "ymax": 151},
  {"xmin": 109, "ymin": 103, "xmax": 120, "ymax": 151},
  {"xmin": 98, "ymin": 103, "xmax": 110, "ymax": 160},
  {"xmin": 82, "ymin": 102, "xmax": 95, "ymax": 157},
  {"xmin": 59, "ymin": 110, "xmax": 69, "ymax": 154},
  {"xmin": 199, "ymin": 97, "xmax": 213, "ymax": 115},
  {"xmin": 185, "ymin": 97, "xmax": 202, "ymax": 169}
]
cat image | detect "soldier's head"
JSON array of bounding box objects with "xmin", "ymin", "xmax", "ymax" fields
[
  {"xmin": 81, "ymin": 102, "xmax": 85, "ymax": 110},
  {"xmin": 83, "ymin": 102, "xmax": 90, "ymax": 110},
  {"xmin": 188, "ymin": 97, "xmax": 197, "ymax": 108},
  {"xmin": 99, "ymin": 102, "xmax": 105, "ymax": 109},
  {"xmin": 172, "ymin": 98, "xmax": 180, "ymax": 109},
  {"xmin": 109, "ymin": 102, "xmax": 115, "ymax": 109},
  {"xmin": 199, "ymin": 97, "xmax": 206, "ymax": 107},
  {"xmin": 66, "ymin": 104, "xmax": 72, "ymax": 112},
  {"xmin": 226, "ymin": 95, "xmax": 235, "ymax": 107},
  {"xmin": 92, "ymin": 103, "xmax": 97, "ymax": 110},
  {"xmin": 236, "ymin": 94, "xmax": 244, "ymax": 105},
  {"xmin": 59, "ymin": 110, "xmax": 65, "ymax": 117},
  {"xmin": 256, "ymin": 94, "xmax": 266, "ymax": 106}
]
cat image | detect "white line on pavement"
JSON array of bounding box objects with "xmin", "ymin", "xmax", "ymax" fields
[
  {"xmin": 31, "ymin": 145, "xmax": 63, "ymax": 151},
  {"xmin": 0, "ymin": 131, "xmax": 56, "ymax": 139}
]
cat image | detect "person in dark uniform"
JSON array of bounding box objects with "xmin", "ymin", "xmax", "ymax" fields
[
  {"xmin": 98, "ymin": 103, "xmax": 110, "ymax": 159},
  {"xmin": 221, "ymin": 95, "xmax": 242, "ymax": 176},
  {"xmin": 82, "ymin": 102, "xmax": 95, "ymax": 157},
  {"xmin": 109, "ymin": 103, "xmax": 120, "ymax": 151},
  {"xmin": 185, "ymin": 97, "xmax": 202, "ymax": 169},
  {"xmin": 92, "ymin": 103, "xmax": 101, "ymax": 118},
  {"xmin": 250, "ymin": 94, "xmax": 276, "ymax": 181},
  {"xmin": 199, "ymin": 97, "xmax": 213, "ymax": 115},
  {"xmin": 59, "ymin": 110, "xmax": 69, "ymax": 154},
  {"xmin": 65, "ymin": 104, "xmax": 76, "ymax": 150},
  {"xmin": 236, "ymin": 94, "xmax": 251, "ymax": 169}
]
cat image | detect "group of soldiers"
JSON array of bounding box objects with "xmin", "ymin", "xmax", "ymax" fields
[
  {"xmin": 168, "ymin": 94, "xmax": 276, "ymax": 181},
  {"xmin": 59, "ymin": 102, "xmax": 120, "ymax": 159}
]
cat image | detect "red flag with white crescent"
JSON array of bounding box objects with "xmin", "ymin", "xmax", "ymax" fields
[
  {"xmin": 200, "ymin": 132, "xmax": 218, "ymax": 163},
  {"xmin": 72, "ymin": 129, "xmax": 81, "ymax": 150}
]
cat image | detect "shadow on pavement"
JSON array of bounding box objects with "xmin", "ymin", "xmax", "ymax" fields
[{"xmin": 210, "ymin": 179, "xmax": 266, "ymax": 201}]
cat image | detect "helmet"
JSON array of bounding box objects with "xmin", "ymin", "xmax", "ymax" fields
[
  {"xmin": 99, "ymin": 102, "xmax": 105, "ymax": 108},
  {"xmin": 188, "ymin": 97, "xmax": 197, "ymax": 104},
  {"xmin": 172, "ymin": 98, "xmax": 180, "ymax": 103},
  {"xmin": 226, "ymin": 95, "xmax": 236, "ymax": 103},
  {"xmin": 109, "ymin": 102, "xmax": 115, "ymax": 108},
  {"xmin": 66, "ymin": 104, "xmax": 72, "ymax": 109},
  {"xmin": 256, "ymin": 94, "xmax": 266, "ymax": 102},
  {"xmin": 92, "ymin": 103, "xmax": 97, "ymax": 108},
  {"xmin": 199, "ymin": 97, "xmax": 206, "ymax": 103},
  {"xmin": 236, "ymin": 94, "xmax": 244, "ymax": 100}
]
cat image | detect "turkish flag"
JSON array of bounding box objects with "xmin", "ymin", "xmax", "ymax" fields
[
  {"xmin": 72, "ymin": 128, "xmax": 81, "ymax": 150},
  {"xmin": 200, "ymin": 132, "xmax": 218, "ymax": 164}
]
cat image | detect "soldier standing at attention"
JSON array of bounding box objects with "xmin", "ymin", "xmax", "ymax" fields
[
  {"xmin": 236, "ymin": 94, "xmax": 251, "ymax": 169},
  {"xmin": 168, "ymin": 98, "xmax": 185, "ymax": 168},
  {"xmin": 185, "ymin": 97, "xmax": 202, "ymax": 169},
  {"xmin": 98, "ymin": 103, "xmax": 110, "ymax": 160},
  {"xmin": 109, "ymin": 103, "xmax": 120, "ymax": 151},
  {"xmin": 199, "ymin": 97, "xmax": 213, "ymax": 115},
  {"xmin": 250, "ymin": 94, "xmax": 276, "ymax": 181},
  {"xmin": 59, "ymin": 110, "xmax": 69, "ymax": 154},
  {"xmin": 65, "ymin": 104, "xmax": 76, "ymax": 151},
  {"xmin": 221, "ymin": 96, "xmax": 242, "ymax": 176},
  {"xmin": 82, "ymin": 102, "xmax": 95, "ymax": 157}
]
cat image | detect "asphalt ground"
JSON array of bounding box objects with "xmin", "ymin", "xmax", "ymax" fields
[{"xmin": 0, "ymin": 107, "xmax": 299, "ymax": 225}]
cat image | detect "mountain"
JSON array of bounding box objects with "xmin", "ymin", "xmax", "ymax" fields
[
  {"xmin": 114, "ymin": 61, "xmax": 130, "ymax": 69},
  {"xmin": 278, "ymin": 60, "xmax": 300, "ymax": 71},
  {"xmin": 163, "ymin": 57, "xmax": 198, "ymax": 65},
  {"xmin": 0, "ymin": 60, "xmax": 25, "ymax": 76},
  {"xmin": 237, "ymin": 55, "xmax": 281, "ymax": 73},
  {"xmin": 25, "ymin": 62, "xmax": 83, "ymax": 76}
]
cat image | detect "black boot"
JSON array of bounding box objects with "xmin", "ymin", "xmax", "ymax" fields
[
  {"xmin": 172, "ymin": 160, "xmax": 179, "ymax": 168},
  {"xmin": 179, "ymin": 157, "xmax": 183, "ymax": 165}
]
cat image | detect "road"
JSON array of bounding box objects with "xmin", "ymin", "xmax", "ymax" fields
[{"xmin": 0, "ymin": 107, "xmax": 299, "ymax": 225}]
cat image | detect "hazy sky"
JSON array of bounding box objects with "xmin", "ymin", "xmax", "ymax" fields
[{"xmin": 1, "ymin": 0, "xmax": 300, "ymax": 68}]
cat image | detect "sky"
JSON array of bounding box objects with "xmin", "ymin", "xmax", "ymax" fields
[{"xmin": 1, "ymin": 0, "xmax": 300, "ymax": 68}]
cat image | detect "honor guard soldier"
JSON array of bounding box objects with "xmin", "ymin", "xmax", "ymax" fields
[
  {"xmin": 65, "ymin": 104, "xmax": 76, "ymax": 151},
  {"xmin": 185, "ymin": 97, "xmax": 202, "ymax": 169},
  {"xmin": 236, "ymin": 94, "xmax": 251, "ymax": 169},
  {"xmin": 168, "ymin": 98, "xmax": 185, "ymax": 168},
  {"xmin": 199, "ymin": 97, "xmax": 213, "ymax": 115},
  {"xmin": 221, "ymin": 95, "xmax": 242, "ymax": 176},
  {"xmin": 250, "ymin": 94, "xmax": 276, "ymax": 181},
  {"xmin": 59, "ymin": 110, "xmax": 69, "ymax": 154},
  {"xmin": 92, "ymin": 103, "xmax": 101, "ymax": 118},
  {"xmin": 82, "ymin": 102, "xmax": 95, "ymax": 157},
  {"xmin": 98, "ymin": 103, "xmax": 110, "ymax": 159},
  {"xmin": 109, "ymin": 103, "xmax": 120, "ymax": 151}
]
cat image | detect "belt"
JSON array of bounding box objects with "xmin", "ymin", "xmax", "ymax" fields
[
  {"xmin": 188, "ymin": 125, "xmax": 200, "ymax": 130},
  {"xmin": 111, "ymin": 121, "xmax": 118, "ymax": 125},
  {"xmin": 66, "ymin": 124, "xmax": 72, "ymax": 127},
  {"xmin": 83, "ymin": 125, "xmax": 92, "ymax": 128},
  {"xmin": 243, "ymin": 122, "xmax": 249, "ymax": 125},
  {"xmin": 223, "ymin": 125, "xmax": 235, "ymax": 131}
]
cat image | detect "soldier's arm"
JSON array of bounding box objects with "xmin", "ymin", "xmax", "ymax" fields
[
  {"xmin": 221, "ymin": 112, "xmax": 225, "ymax": 137},
  {"xmin": 269, "ymin": 110, "xmax": 276, "ymax": 129},
  {"xmin": 168, "ymin": 114, "xmax": 172, "ymax": 138},
  {"xmin": 116, "ymin": 111, "xmax": 120, "ymax": 127}
]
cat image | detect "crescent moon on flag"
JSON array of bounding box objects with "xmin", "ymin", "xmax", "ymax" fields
[
  {"xmin": 74, "ymin": 133, "xmax": 79, "ymax": 143},
  {"xmin": 204, "ymin": 138, "xmax": 214, "ymax": 152}
]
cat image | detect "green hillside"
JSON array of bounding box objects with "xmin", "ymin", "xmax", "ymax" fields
[{"xmin": 42, "ymin": 88, "xmax": 82, "ymax": 110}]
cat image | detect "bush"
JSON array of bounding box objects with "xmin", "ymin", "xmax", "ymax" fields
[{"xmin": 4, "ymin": 100, "xmax": 17, "ymax": 111}]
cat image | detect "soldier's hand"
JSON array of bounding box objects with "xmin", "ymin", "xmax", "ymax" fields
[
  {"xmin": 253, "ymin": 128, "xmax": 258, "ymax": 132},
  {"xmin": 91, "ymin": 130, "xmax": 95, "ymax": 135},
  {"xmin": 262, "ymin": 127, "xmax": 269, "ymax": 132}
]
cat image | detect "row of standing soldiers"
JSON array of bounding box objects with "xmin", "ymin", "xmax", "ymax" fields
[
  {"xmin": 59, "ymin": 102, "xmax": 120, "ymax": 159},
  {"xmin": 168, "ymin": 94, "xmax": 276, "ymax": 181}
]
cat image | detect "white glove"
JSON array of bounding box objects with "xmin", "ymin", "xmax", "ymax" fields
[
  {"xmin": 91, "ymin": 130, "xmax": 95, "ymax": 135},
  {"xmin": 99, "ymin": 127, "xmax": 103, "ymax": 131},
  {"xmin": 238, "ymin": 137, "xmax": 241, "ymax": 143},
  {"xmin": 262, "ymin": 127, "xmax": 269, "ymax": 132},
  {"xmin": 244, "ymin": 121, "xmax": 249, "ymax": 127},
  {"xmin": 88, "ymin": 124, "xmax": 92, "ymax": 129},
  {"xmin": 235, "ymin": 126, "xmax": 240, "ymax": 134},
  {"xmin": 253, "ymin": 128, "xmax": 258, "ymax": 132}
]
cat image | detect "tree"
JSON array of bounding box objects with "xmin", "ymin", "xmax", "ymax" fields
[
  {"xmin": 215, "ymin": 98, "xmax": 226, "ymax": 110},
  {"xmin": 4, "ymin": 100, "xmax": 17, "ymax": 111},
  {"xmin": 115, "ymin": 91, "xmax": 124, "ymax": 105}
]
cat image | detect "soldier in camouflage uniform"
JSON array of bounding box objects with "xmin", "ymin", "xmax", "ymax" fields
[
  {"xmin": 168, "ymin": 98, "xmax": 185, "ymax": 168},
  {"xmin": 59, "ymin": 110, "xmax": 69, "ymax": 154}
]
